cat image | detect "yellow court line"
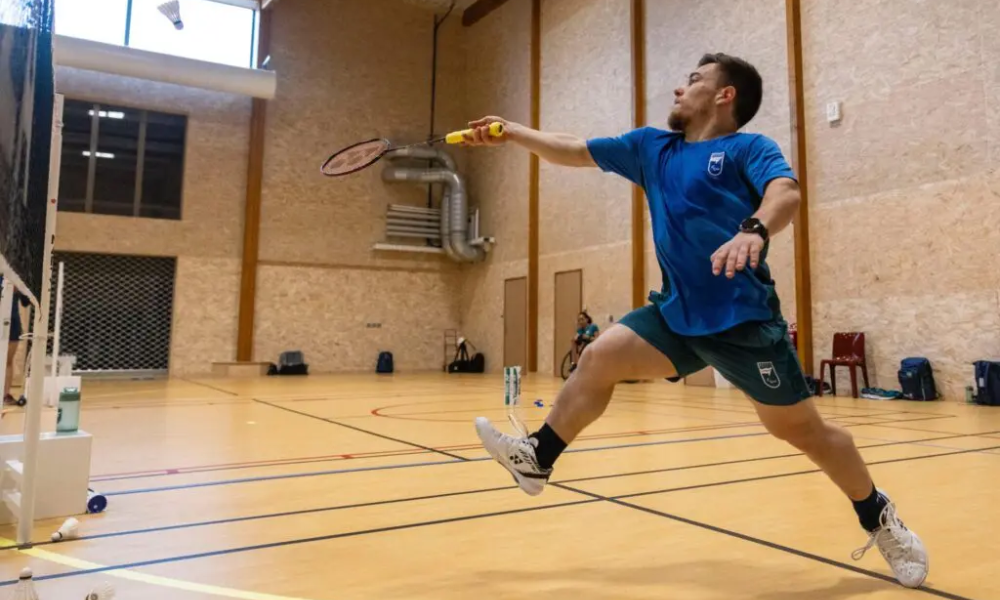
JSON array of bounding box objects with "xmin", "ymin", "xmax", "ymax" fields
[{"xmin": 0, "ymin": 537, "xmax": 315, "ymax": 600}]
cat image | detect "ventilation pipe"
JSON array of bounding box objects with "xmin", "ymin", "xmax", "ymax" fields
[
  {"xmin": 384, "ymin": 147, "xmax": 456, "ymax": 259},
  {"xmin": 381, "ymin": 165, "xmax": 485, "ymax": 262},
  {"xmin": 382, "ymin": 148, "xmax": 485, "ymax": 262}
]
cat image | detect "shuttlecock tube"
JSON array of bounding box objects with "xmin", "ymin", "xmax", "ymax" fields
[
  {"xmin": 87, "ymin": 489, "xmax": 107, "ymax": 514},
  {"xmin": 51, "ymin": 517, "xmax": 79, "ymax": 542}
]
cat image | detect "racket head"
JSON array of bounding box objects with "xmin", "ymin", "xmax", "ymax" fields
[{"xmin": 321, "ymin": 138, "xmax": 391, "ymax": 176}]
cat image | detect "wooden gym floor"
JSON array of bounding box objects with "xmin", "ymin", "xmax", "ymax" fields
[{"xmin": 0, "ymin": 373, "xmax": 998, "ymax": 599}]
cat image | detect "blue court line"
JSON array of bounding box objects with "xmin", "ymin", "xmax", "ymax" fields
[
  {"xmin": 101, "ymin": 430, "xmax": 771, "ymax": 496},
  {"xmin": 0, "ymin": 499, "xmax": 599, "ymax": 587},
  {"xmin": 14, "ymin": 429, "xmax": 988, "ymax": 553},
  {"xmin": 3, "ymin": 443, "xmax": 994, "ymax": 598},
  {"xmin": 98, "ymin": 413, "xmax": 962, "ymax": 496},
  {"xmin": 102, "ymin": 457, "xmax": 467, "ymax": 496},
  {"xmin": 611, "ymin": 443, "xmax": 1000, "ymax": 502},
  {"xmin": 554, "ymin": 483, "xmax": 976, "ymax": 600}
]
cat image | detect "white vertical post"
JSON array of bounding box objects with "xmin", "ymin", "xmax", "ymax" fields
[
  {"xmin": 17, "ymin": 94, "xmax": 63, "ymax": 546},
  {"xmin": 48, "ymin": 261, "xmax": 64, "ymax": 405},
  {"xmin": 0, "ymin": 277, "xmax": 12, "ymax": 401}
]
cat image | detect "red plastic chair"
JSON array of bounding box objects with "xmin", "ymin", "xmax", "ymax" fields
[{"xmin": 818, "ymin": 332, "xmax": 869, "ymax": 398}]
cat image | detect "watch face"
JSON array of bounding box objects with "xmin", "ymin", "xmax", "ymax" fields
[{"xmin": 741, "ymin": 219, "xmax": 766, "ymax": 238}]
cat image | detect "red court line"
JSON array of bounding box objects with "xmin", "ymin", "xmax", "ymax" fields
[
  {"xmin": 82, "ymin": 400, "xmax": 253, "ymax": 411},
  {"xmin": 617, "ymin": 392, "xmax": 952, "ymax": 416},
  {"xmin": 89, "ymin": 421, "xmax": 765, "ymax": 481}
]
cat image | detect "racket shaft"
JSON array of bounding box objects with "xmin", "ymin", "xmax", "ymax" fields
[{"xmin": 445, "ymin": 122, "xmax": 504, "ymax": 144}]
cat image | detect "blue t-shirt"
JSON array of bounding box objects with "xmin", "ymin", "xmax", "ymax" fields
[{"xmin": 587, "ymin": 127, "xmax": 796, "ymax": 336}]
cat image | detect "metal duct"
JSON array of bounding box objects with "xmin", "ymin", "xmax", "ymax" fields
[
  {"xmin": 387, "ymin": 146, "xmax": 457, "ymax": 171},
  {"xmin": 381, "ymin": 165, "xmax": 484, "ymax": 262},
  {"xmin": 385, "ymin": 147, "xmax": 457, "ymax": 258},
  {"xmin": 440, "ymin": 187, "xmax": 457, "ymax": 260}
]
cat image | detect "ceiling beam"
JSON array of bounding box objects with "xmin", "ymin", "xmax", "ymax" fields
[{"xmin": 462, "ymin": 0, "xmax": 511, "ymax": 27}]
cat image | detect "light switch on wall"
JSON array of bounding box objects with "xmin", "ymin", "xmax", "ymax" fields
[{"xmin": 826, "ymin": 101, "xmax": 842, "ymax": 124}]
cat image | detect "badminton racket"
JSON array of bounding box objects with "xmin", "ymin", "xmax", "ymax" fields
[{"xmin": 320, "ymin": 122, "xmax": 504, "ymax": 177}]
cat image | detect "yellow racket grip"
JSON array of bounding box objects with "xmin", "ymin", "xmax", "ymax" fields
[{"xmin": 445, "ymin": 122, "xmax": 505, "ymax": 144}]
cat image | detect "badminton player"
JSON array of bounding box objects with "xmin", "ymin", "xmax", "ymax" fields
[{"xmin": 463, "ymin": 53, "xmax": 928, "ymax": 588}]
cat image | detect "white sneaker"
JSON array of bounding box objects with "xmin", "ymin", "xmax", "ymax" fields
[
  {"xmin": 474, "ymin": 417, "xmax": 552, "ymax": 496},
  {"xmin": 851, "ymin": 492, "xmax": 929, "ymax": 588}
]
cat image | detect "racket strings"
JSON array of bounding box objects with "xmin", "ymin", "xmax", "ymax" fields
[{"xmin": 321, "ymin": 139, "xmax": 390, "ymax": 176}]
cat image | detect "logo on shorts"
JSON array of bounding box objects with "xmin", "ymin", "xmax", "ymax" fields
[
  {"xmin": 757, "ymin": 361, "xmax": 781, "ymax": 389},
  {"xmin": 708, "ymin": 152, "xmax": 725, "ymax": 177}
]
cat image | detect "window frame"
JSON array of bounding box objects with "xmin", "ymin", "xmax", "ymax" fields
[
  {"xmin": 59, "ymin": 0, "xmax": 260, "ymax": 69},
  {"xmin": 61, "ymin": 98, "xmax": 188, "ymax": 221}
]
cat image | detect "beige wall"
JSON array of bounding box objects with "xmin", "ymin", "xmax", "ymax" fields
[
  {"xmin": 803, "ymin": 0, "xmax": 1000, "ymax": 399},
  {"xmin": 643, "ymin": 0, "xmax": 798, "ymax": 328},
  {"xmin": 255, "ymin": 0, "xmax": 462, "ymax": 372},
  {"xmin": 52, "ymin": 66, "xmax": 250, "ymax": 376},
  {"xmin": 51, "ymin": 1, "xmax": 999, "ymax": 396},
  {"xmin": 458, "ymin": 0, "xmax": 532, "ymax": 372},
  {"xmin": 538, "ymin": 0, "xmax": 633, "ymax": 375}
]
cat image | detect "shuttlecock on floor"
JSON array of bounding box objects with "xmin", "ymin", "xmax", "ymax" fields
[
  {"xmin": 7, "ymin": 568, "xmax": 39, "ymax": 600},
  {"xmin": 157, "ymin": 0, "xmax": 183, "ymax": 30},
  {"xmin": 84, "ymin": 582, "xmax": 115, "ymax": 600},
  {"xmin": 51, "ymin": 517, "xmax": 79, "ymax": 542}
]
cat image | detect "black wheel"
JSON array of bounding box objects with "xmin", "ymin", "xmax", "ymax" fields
[
  {"xmin": 560, "ymin": 351, "xmax": 574, "ymax": 380},
  {"xmin": 16, "ymin": 396, "xmax": 26, "ymax": 406}
]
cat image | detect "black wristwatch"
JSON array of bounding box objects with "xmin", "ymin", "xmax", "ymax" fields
[{"xmin": 739, "ymin": 217, "xmax": 769, "ymax": 242}]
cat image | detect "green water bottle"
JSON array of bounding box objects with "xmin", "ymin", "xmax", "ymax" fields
[{"xmin": 56, "ymin": 387, "xmax": 81, "ymax": 433}]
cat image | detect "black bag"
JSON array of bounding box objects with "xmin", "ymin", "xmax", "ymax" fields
[
  {"xmin": 973, "ymin": 360, "xmax": 1000, "ymax": 406},
  {"xmin": 898, "ymin": 357, "xmax": 937, "ymax": 401},
  {"xmin": 376, "ymin": 351, "xmax": 394, "ymax": 374},
  {"xmin": 470, "ymin": 352, "xmax": 485, "ymax": 373},
  {"xmin": 274, "ymin": 350, "xmax": 308, "ymax": 376},
  {"xmin": 448, "ymin": 340, "xmax": 485, "ymax": 373}
]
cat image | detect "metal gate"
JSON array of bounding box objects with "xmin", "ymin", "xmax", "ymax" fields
[{"xmin": 47, "ymin": 252, "xmax": 176, "ymax": 373}]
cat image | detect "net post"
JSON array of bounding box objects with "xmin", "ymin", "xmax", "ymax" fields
[
  {"xmin": 0, "ymin": 279, "xmax": 12, "ymax": 402},
  {"xmin": 49, "ymin": 261, "xmax": 64, "ymax": 406},
  {"xmin": 16, "ymin": 94, "xmax": 62, "ymax": 546}
]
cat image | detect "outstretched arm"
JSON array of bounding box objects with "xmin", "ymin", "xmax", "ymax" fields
[{"xmin": 463, "ymin": 116, "xmax": 596, "ymax": 168}]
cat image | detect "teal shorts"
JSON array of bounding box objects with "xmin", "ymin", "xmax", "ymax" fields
[{"xmin": 618, "ymin": 292, "xmax": 811, "ymax": 406}]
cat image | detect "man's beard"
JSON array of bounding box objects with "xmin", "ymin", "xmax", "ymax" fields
[{"xmin": 667, "ymin": 110, "xmax": 686, "ymax": 132}]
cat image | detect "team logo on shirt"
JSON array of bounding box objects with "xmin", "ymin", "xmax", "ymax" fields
[
  {"xmin": 708, "ymin": 152, "xmax": 725, "ymax": 176},
  {"xmin": 757, "ymin": 361, "xmax": 781, "ymax": 389}
]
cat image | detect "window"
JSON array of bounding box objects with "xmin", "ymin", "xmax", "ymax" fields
[
  {"xmin": 54, "ymin": 0, "xmax": 259, "ymax": 69},
  {"xmin": 59, "ymin": 99, "xmax": 186, "ymax": 220},
  {"xmin": 129, "ymin": 0, "xmax": 257, "ymax": 68},
  {"xmin": 54, "ymin": 0, "xmax": 130, "ymax": 46}
]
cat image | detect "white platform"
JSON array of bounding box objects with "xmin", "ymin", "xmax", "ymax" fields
[{"xmin": 0, "ymin": 430, "xmax": 92, "ymax": 525}]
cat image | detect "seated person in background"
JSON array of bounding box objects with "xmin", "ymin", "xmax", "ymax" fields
[{"xmin": 570, "ymin": 311, "xmax": 599, "ymax": 370}]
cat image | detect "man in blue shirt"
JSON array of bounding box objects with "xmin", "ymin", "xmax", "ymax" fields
[{"xmin": 464, "ymin": 53, "xmax": 927, "ymax": 588}]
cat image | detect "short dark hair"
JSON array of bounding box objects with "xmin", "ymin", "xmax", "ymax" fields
[
  {"xmin": 579, "ymin": 311, "xmax": 592, "ymax": 324},
  {"xmin": 698, "ymin": 53, "xmax": 763, "ymax": 128}
]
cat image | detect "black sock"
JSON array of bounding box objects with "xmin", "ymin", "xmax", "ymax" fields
[
  {"xmin": 529, "ymin": 424, "xmax": 567, "ymax": 470},
  {"xmin": 852, "ymin": 485, "xmax": 889, "ymax": 532}
]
